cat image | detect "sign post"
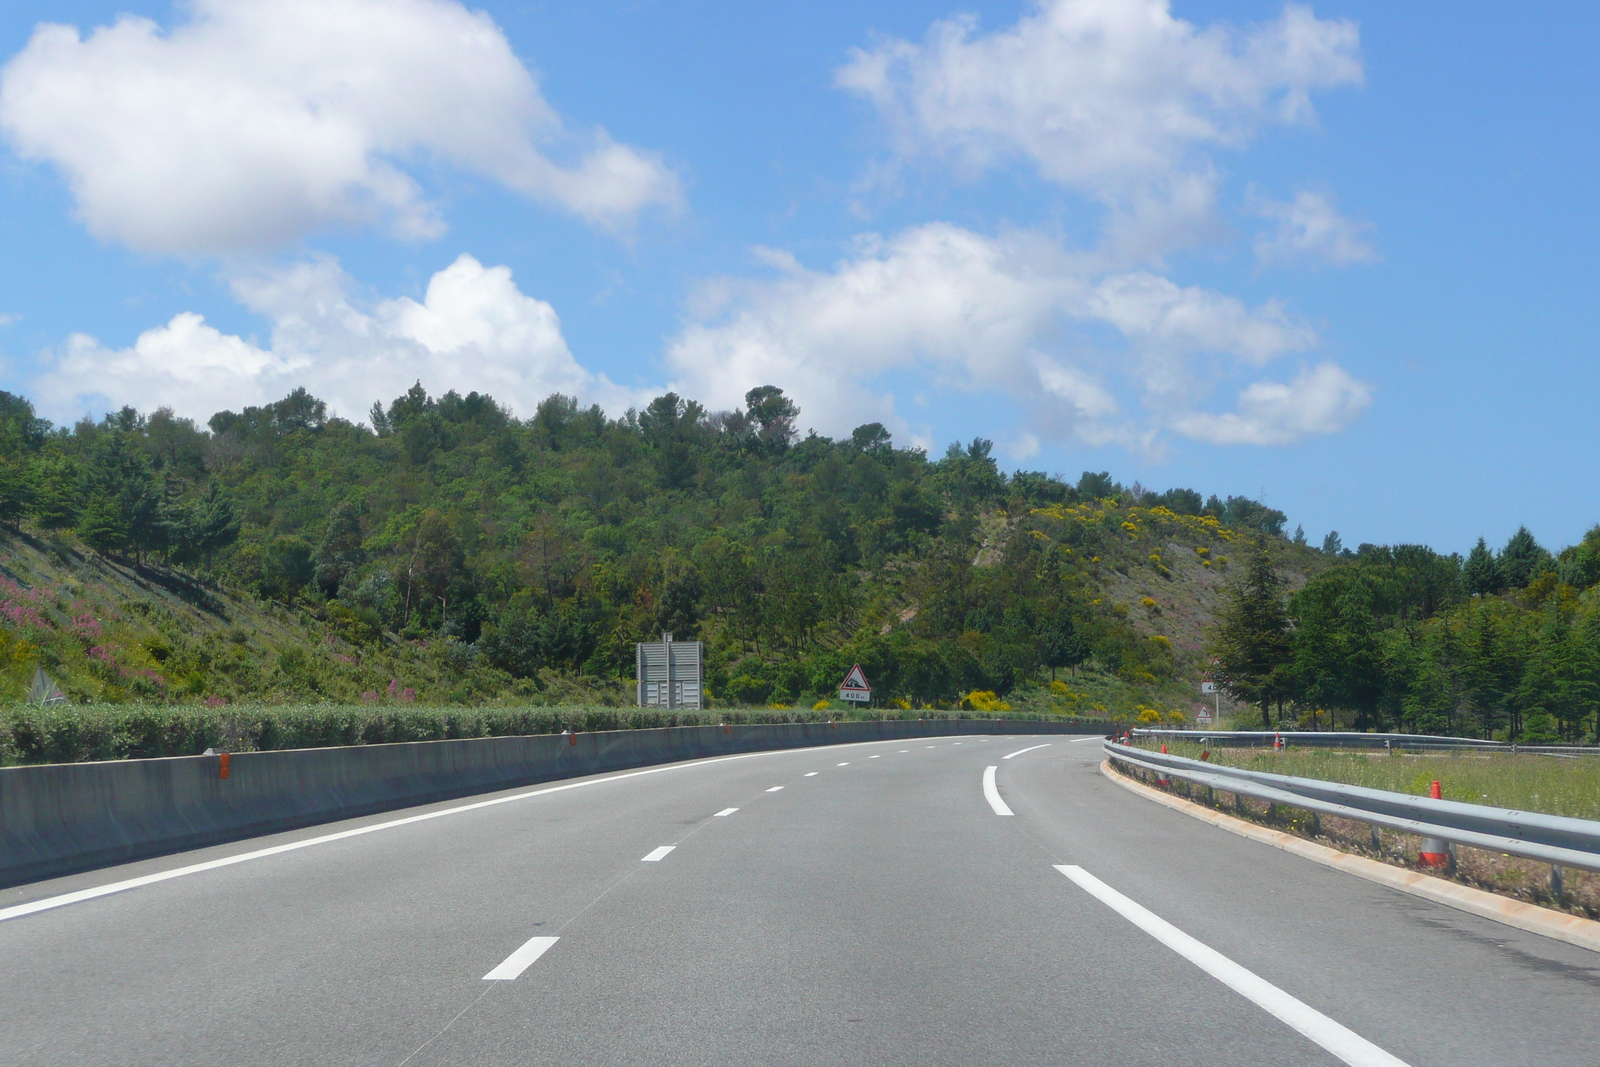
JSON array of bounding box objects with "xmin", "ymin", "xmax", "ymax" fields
[
  {"xmin": 838, "ymin": 664, "xmax": 872, "ymax": 704},
  {"xmin": 1199, "ymin": 677, "xmax": 1219, "ymax": 724}
]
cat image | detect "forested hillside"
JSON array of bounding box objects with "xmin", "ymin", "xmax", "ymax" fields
[
  {"xmin": 8, "ymin": 380, "xmax": 1587, "ymax": 741},
  {"xmin": 1212, "ymin": 527, "xmax": 1600, "ymax": 741},
  {"xmin": 0, "ymin": 384, "xmax": 1305, "ymax": 717}
]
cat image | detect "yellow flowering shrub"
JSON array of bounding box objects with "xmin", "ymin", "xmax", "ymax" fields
[{"xmin": 964, "ymin": 690, "xmax": 1012, "ymax": 712}]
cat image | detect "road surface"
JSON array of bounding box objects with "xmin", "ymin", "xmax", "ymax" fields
[{"xmin": 4, "ymin": 736, "xmax": 1598, "ymax": 1065}]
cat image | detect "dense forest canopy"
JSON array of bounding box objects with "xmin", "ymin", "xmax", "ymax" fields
[{"xmin": 0, "ymin": 381, "xmax": 1594, "ymax": 741}]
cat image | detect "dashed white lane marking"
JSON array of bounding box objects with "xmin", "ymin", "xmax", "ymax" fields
[
  {"xmin": 1003, "ymin": 743, "xmax": 1053, "ymax": 760},
  {"xmin": 982, "ymin": 766, "xmax": 1013, "ymax": 816},
  {"xmin": 954, "ymin": 742, "xmax": 964, "ymax": 746},
  {"xmin": 713, "ymin": 808, "xmax": 738, "ymax": 817},
  {"xmin": 925, "ymin": 745, "xmax": 936, "ymax": 749},
  {"xmin": 766, "ymin": 786, "xmax": 784, "ymax": 792},
  {"xmin": 899, "ymin": 750, "xmax": 909, "ymax": 753},
  {"xmin": 641, "ymin": 846, "xmax": 675, "ymax": 862},
  {"xmin": 483, "ymin": 935, "xmax": 559, "ymax": 980},
  {"xmin": 804, "ymin": 772, "xmax": 818, "ymax": 777},
  {"xmin": 1, "ymin": 740, "xmax": 908, "ymax": 925},
  {"xmin": 1056, "ymin": 866, "xmax": 1409, "ymax": 1067},
  {"xmin": 869, "ymin": 755, "xmax": 881, "ymax": 759},
  {"xmin": 1069, "ymin": 736, "xmax": 1103, "ymax": 743},
  {"xmin": 837, "ymin": 762, "xmax": 850, "ymax": 766}
]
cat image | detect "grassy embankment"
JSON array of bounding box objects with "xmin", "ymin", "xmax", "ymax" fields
[{"xmin": 1118, "ymin": 739, "xmax": 1600, "ymax": 919}]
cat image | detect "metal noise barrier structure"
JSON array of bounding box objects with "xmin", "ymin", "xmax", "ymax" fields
[{"xmin": 1104, "ymin": 740, "xmax": 1600, "ymax": 875}]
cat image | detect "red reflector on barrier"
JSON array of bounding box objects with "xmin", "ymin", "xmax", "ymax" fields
[{"xmin": 218, "ymin": 753, "xmax": 230, "ymax": 780}]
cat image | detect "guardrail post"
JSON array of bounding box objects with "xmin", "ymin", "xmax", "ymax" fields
[
  {"xmin": 1552, "ymin": 864, "xmax": 1565, "ymax": 904},
  {"xmin": 1370, "ymin": 826, "xmax": 1381, "ymax": 853}
]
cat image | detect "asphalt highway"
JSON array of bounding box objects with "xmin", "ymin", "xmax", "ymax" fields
[{"xmin": 5, "ymin": 736, "xmax": 1600, "ymax": 1066}]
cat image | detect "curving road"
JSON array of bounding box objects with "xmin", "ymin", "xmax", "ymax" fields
[{"xmin": 4, "ymin": 736, "xmax": 1599, "ymax": 1066}]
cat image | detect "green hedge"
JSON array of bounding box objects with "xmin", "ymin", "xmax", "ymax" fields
[{"xmin": 0, "ymin": 704, "xmax": 1105, "ymax": 766}]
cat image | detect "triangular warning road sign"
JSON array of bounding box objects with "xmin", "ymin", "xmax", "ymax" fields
[{"xmin": 840, "ymin": 664, "xmax": 871, "ymax": 692}]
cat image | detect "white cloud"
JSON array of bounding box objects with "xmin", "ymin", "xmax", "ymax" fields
[
  {"xmin": 837, "ymin": 0, "xmax": 1361, "ymax": 257},
  {"xmin": 1171, "ymin": 362, "xmax": 1371, "ymax": 445},
  {"xmin": 667, "ymin": 223, "xmax": 1360, "ymax": 448},
  {"xmin": 0, "ymin": 0, "xmax": 680, "ymax": 254},
  {"xmin": 32, "ymin": 254, "xmax": 632, "ymax": 423},
  {"xmin": 1252, "ymin": 189, "xmax": 1378, "ymax": 265}
]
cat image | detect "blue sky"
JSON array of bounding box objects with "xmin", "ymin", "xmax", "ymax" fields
[{"xmin": 0, "ymin": 1, "xmax": 1596, "ymax": 557}]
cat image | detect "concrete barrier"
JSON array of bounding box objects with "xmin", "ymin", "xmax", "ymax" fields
[{"xmin": 0, "ymin": 718, "xmax": 1105, "ymax": 887}]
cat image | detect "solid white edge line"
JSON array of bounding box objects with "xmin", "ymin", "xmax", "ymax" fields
[
  {"xmin": 1002, "ymin": 743, "xmax": 1053, "ymax": 760},
  {"xmin": 713, "ymin": 807, "xmax": 738, "ymax": 817},
  {"xmin": 641, "ymin": 845, "xmax": 675, "ymax": 862},
  {"xmin": 1055, "ymin": 865, "xmax": 1409, "ymax": 1067},
  {"xmin": 982, "ymin": 766, "xmax": 1013, "ymax": 816},
  {"xmin": 0, "ymin": 738, "xmax": 914, "ymax": 925},
  {"xmin": 482, "ymin": 935, "xmax": 559, "ymax": 980}
]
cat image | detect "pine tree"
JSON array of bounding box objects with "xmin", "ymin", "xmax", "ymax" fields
[
  {"xmin": 76, "ymin": 490, "xmax": 129, "ymax": 555},
  {"xmin": 28, "ymin": 453, "xmax": 80, "ymax": 530},
  {"xmin": 1499, "ymin": 526, "xmax": 1551, "ymax": 588},
  {"xmin": 191, "ymin": 481, "xmax": 242, "ymax": 568},
  {"xmin": 1211, "ymin": 539, "xmax": 1292, "ymax": 727},
  {"xmin": 0, "ymin": 459, "xmax": 32, "ymax": 528},
  {"xmin": 1321, "ymin": 530, "xmax": 1343, "ymax": 555},
  {"xmin": 1462, "ymin": 537, "xmax": 1504, "ymax": 596}
]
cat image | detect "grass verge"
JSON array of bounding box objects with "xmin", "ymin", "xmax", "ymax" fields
[{"xmin": 1115, "ymin": 744, "xmax": 1600, "ymax": 920}]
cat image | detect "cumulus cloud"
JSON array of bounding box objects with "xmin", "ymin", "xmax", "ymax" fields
[
  {"xmin": 667, "ymin": 223, "xmax": 1360, "ymax": 448},
  {"xmin": 32, "ymin": 254, "xmax": 631, "ymax": 423},
  {"xmin": 1252, "ymin": 189, "xmax": 1378, "ymax": 266},
  {"xmin": 0, "ymin": 0, "xmax": 680, "ymax": 254},
  {"xmin": 1171, "ymin": 362, "xmax": 1372, "ymax": 445},
  {"xmin": 837, "ymin": 0, "xmax": 1362, "ymax": 257}
]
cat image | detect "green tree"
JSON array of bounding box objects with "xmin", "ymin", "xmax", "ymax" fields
[
  {"xmin": 1040, "ymin": 605, "xmax": 1089, "ymax": 680},
  {"xmin": 76, "ymin": 490, "xmax": 130, "ymax": 555},
  {"xmin": 1211, "ymin": 539, "xmax": 1292, "ymax": 727},
  {"xmin": 1462, "ymin": 537, "xmax": 1504, "ymax": 596},
  {"xmin": 1499, "ymin": 526, "xmax": 1551, "ymax": 588},
  {"xmin": 0, "ymin": 459, "xmax": 33, "ymax": 528},
  {"xmin": 314, "ymin": 502, "xmax": 367, "ymax": 596},
  {"xmin": 743, "ymin": 385, "xmax": 799, "ymax": 453},
  {"xmin": 190, "ymin": 481, "xmax": 242, "ymax": 567},
  {"xmin": 28, "ymin": 453, "xmax": 80, "ymax": 530},
  {"xmin": 1287, "ymin": 567, "xmax": 1387, "ymax": 730}
]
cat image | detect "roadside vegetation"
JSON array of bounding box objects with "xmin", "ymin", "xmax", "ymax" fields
[
  {"xmin": 1133, "ymin": 738, "xmax": 1600, "ymax": 820},
  {"xmin": 1115, "ymin": 739, "xmax": 1600, "ymax": 918}
]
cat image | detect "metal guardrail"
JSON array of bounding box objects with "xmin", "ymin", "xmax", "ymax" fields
[
  {"xmin": 1130, "ymin": 729, "xmax": 1600, "ymax": 756},
  {"xmin": 1104, "ymin": 740, "xmax": 1600, "ymax": 875}
]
